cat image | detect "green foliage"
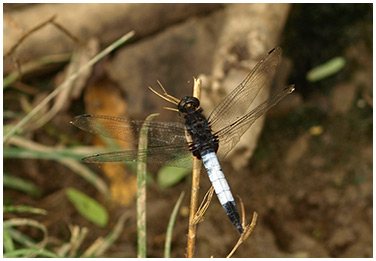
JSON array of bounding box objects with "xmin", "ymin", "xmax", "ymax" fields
[
  {"xmin": 164, "ymin": 191, "xmax": 185, "ymax": 258},
  {"xmin": 3, "ymin": 173, "xmax": 40, "ymax": 197},
  {"xmin": 4, "ymin": 205, "xmax": 47, "ymax": 215},
  {"xmin": 136, "ymin": 113, "xmax": 159, "ymax": 258},
  {"xmin": 157, "ymin": 166, "xmax": 191, "ymax": 189},
  {"xmin": 66, "ymin": 188, "xmax": 108, "ymax": 228},
  {"xmin": 306, "ymin": 56, "xmax": 346, "ymax": 82}
]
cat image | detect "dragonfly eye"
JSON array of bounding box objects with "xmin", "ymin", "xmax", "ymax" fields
[{"xmin": 178, "ymin": 96, "xmax": 200, "ymax": 113}]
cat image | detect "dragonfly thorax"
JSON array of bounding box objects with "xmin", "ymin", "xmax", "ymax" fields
[{"xmin": 179, "ymin": 98, "xmax": 219, "ymax": 159}]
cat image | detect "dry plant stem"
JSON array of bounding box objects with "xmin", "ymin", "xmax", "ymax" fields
[
  {"xmin": 51, "ymin": 20, "xmax": 84, "ymax": 46},
  {"xmin": 192, "ymin": 186, "xmax": 214, "ymax": 225},
  {"xmin": 67, "ymin": 225, "xmax": 88, "ymax": 258},
  {"xmin": 226, "ymin": 212, "xmax": 258, "ymax": 258},
  {"xmin": 5, "ymin": 14, "xmax": 82, "ymax": 58},
  {"xmin": 87, "ymin": 212, "xmax": 130, "ymax": 257},
  {"xmin": 3, "ymin": 31, "xmax": 135, "ymax": 144},
  {"xmin": 4, "ymin": 15, "xmax": 57, "ymax": 58},
  {"xmin": 186, "ymin": 78, "xmax": 202, "ymax": 258}
]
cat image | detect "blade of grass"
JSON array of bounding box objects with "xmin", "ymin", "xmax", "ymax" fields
[
  {"xmin": 4, "ymin": 147, "xmax": 86, "ymax": 160},
  {"xmin": 164, "ymin": 191, "xmax": 185, "ymax": 258},
  {"xmin": 81, "ymin": 238, "xmax": 104, "ymax": 258},
  {"xmin": 137, "ymin": 113, "xmax": 159, "ymax": 258},
  {"xmin": 3, "ymin": 173, "xmax": 40, "ymax": 197},
  {"xmin": 3, "ymin": 248, "xmax": 61, "ymax": 258},
  {"xmin": 83, "ymin": 212, "xmax": 130, "ymax": 257},
  {"xmin": 3, "ymin": 53, "xmax": 71, "ymax": 89},
  {"xmin": 3, "ymin": 229, "xmax": 15, "ymax": 252},
  {"xmin": 3, "ymin": 30, "xmax": 135, "ymax": 144},
  {"xmin": 3, "ymin": 218, "xmax": 48, "ymax": 249},
  {"xmin": 60, "ymin": 159, "xmax": 111, "ymax": 200},
  {"xmin": 6, "ymin": 136, "xmax": 111, "ymax": 200},
  {"xmin": 4, "ymin": 228, "xmax": 36, "ymax": 248},
  {"xmin": 56, "ymin": 243, "xmax": 71, "ymax": 258},
  {"xmin": 3, "ymin": 205, "xmax": 47, "ymax": 215}
]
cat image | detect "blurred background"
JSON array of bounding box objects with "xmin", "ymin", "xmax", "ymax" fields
[{"xmin": 3, "ymin": 3, "xmax": 372, "ymax": 258}]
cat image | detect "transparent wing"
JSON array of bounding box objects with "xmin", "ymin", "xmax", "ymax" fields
[
  {"xmin": 82, "ymin": 145, "xmax": 193, "ymax": 168},
  {"xmin": 71, "ymin": 114, "xmax": 192, "ymax": 167},
  {"xmin": 216, "ymin": 85, "xmax": 295, "ymax": 160},
  {"xmin": 71, "ymin": 114, "xmax": 188, "ymax": 147},
  {"xmin": 208, "ymin": 47, "xmax": 282, "ymax": 134}
]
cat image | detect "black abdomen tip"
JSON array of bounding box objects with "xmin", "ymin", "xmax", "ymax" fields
[{"xmin": 223, "ymin": 201, "xmax": 243, "ymax": 234}]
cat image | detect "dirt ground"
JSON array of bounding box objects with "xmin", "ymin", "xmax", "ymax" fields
[{"xmin": 3, "ymin": 3, "xmax": 372, "ymax": 258}]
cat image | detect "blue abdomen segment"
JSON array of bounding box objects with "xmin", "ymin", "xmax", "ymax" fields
[{"xmin": 202, "ymin": 151, "xmax": 243, "ymax": 234}]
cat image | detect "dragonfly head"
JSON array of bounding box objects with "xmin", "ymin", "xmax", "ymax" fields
[{"xmin": 178, "ymin": 96, "xmax": 201, "ymax": 114}]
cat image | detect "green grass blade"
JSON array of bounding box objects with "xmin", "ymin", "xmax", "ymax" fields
[
  {"xmin": 3, "ymin": 218, "xmax": 48, "ymax": 248},
  {"xmin": 3, "ymin": 229, "xmax": 15, "ymax": 252},
  {"xmin": 3, "ymin": 173, "xmax": 40, "ymax": 197},
  {"xmin": 60, "ymin": 159, "xmax": 111, "ymax": 200},
  {"xmin": 137, "ymin": 113, "xmax": 159, "ymax": 258},
  {"xmin": 4, "ymin": 139, "xmax": 111, "ymax": 200},
  {"xmin": 164, "ymin": 191, "xmax": 185, "ymax": 258},
  {"xmin": 4, "ymin": 147, "xmax": 85, "ymax": 160},
  {"xmin": 3, "ymin": 248, "xmax": 60, "ymax": 258},
  {"xmin": 3, "ymin": 205, "xmax": 47, "ymax": 215},
  {"xmin": 5, "ymin": 228, "xmax": 36, "ymax": 248}
]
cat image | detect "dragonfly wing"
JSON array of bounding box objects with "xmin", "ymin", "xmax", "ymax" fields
[
  {"xmin": 71, "ymin": 114, "xmax": 188, "ymax": 147},
  {"xmin": 216, "ymin": 85, "xmax": 295, "ymax": 160},
  {"xmin": 82, "ymin": 145, "xmax": 193, "ymax": 169},
  {"xmin": 208, "ymin": 47, "xmax": 282, "ymax": 135}
]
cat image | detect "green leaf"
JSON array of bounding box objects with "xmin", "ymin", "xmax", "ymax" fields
[
  {"xmin": 306, "ymin": 56, "xmax": 346, "ymax": 82},
  {"xmin": 66, "ymin": 188, "xmax": 108, "ymax": 227},
  {"xmin": 157, "ymin": 166, "xmax": 191, "ymax": 189}
]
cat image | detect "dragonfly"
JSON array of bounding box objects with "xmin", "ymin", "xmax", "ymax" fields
[{"xmin": 71, "ymin": 47, "xmax": 294, "ymax": 234}]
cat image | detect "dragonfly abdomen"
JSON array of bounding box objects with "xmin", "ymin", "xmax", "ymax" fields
[{"xmin": 201, "ymin": 150, "xmax": 243, "ymax": 233}]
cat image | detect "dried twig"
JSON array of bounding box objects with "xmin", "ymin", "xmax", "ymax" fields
[
  {"xmin": 51, "ymin": 19, "xmax": 84, "ymax": 46},
  {"xmin": 226, "ymin": 210, "xmax": 258, "ymax": 258},
  {"xmin": 148, "ymin": 78, "xmax": 205, "ymax": 257},
  {"xmin": 4, "ymin": 15, "xmax": 57, "ymax": 58},
  {"xmin": 4, "ymin": 14, "xmax": 84, "ymax": 59},
  {"xmin": 192, "ymin": 186, "xmax": 214, "ymax": 226},
  {"xmin": 186, "ymin": 78, "xmax": 202, "ymax": 258}
]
